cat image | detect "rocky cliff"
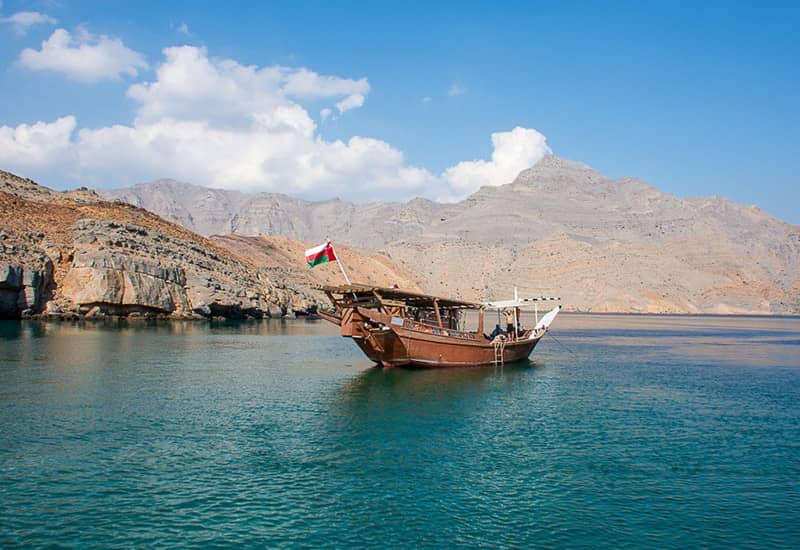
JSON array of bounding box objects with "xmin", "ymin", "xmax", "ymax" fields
[
  {"xmin": 0, "ymin": 170, "xmax": 414, "ymax": 320},
  {"xmin": 210, "ymin": 235, "xmax": 421, "ymax": 294},
  {"xmin": 103, "ymin": 156, "xmax": 800, "ymax": 314}
]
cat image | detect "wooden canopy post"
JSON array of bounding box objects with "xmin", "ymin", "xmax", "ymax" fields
[
  {"xmin": 477, "ymin": 307, "xmax": 484, "ymax": 336},
  {"xmin": 433, "ymin": 299, "xmax": 443, "ymax": 328}
]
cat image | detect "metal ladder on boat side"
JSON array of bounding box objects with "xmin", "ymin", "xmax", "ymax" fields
[{"xmin": 492, "ymin": 338, "xmax": 505, "ymax": 366}]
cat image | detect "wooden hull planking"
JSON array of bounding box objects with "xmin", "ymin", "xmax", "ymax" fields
[{"xmin": 322, "ymin": 306, "xmax": 543, "ymax": 368}]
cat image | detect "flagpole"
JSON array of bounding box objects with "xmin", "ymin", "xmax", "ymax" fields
[
  {"xmin": 328, "ymin": 241, "xmax": 352, "ymax": 285},
  {"xmin": 327, "ymin": 241, "xmax": 358, "ymax": 300}
]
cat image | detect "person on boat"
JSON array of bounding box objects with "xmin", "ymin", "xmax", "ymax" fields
[
  {"xmin": 504, "ymin": 308, "xmax": 515, "ymax": 336},
  {"xmin": 449, "ymin": 310, "xmax": 461, "ymax": 330},
  {"xmin": 489, "ymin": 324, "xmax": 505, "ymax": 339}
]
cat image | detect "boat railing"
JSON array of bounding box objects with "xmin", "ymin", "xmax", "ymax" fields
[
  {"xmin": 398, "ymin": 318, "xmax": 534, "ymax": 342},
  {"xmin": 400, "ymin": 318, "xmax": 481, "ymax": 340}
]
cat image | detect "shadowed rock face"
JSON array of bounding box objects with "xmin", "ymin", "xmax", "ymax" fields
[
  {"xmin": 103, "ymin": 156, "xmax": 800, "ymax": 314},
  {"xmin": 0, "ymin": 232, "xmax": 55, "ymax": 319}
]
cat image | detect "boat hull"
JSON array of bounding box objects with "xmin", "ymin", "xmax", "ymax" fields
[
  {"xmin": 321, "ymin": 306, "xmax": 543, "ymax": 368},
  {"xmin": 375, "ymin": 326, "xmax": 542, "ymax": 368}
]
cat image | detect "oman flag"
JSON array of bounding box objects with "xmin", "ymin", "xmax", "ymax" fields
[{"xmin": 304, "ymin": 240, "xmax": 337, "ymax": 268}]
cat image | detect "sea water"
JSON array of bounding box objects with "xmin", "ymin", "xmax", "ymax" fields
[{"xmin": 1, "ymin": 315, "xmax": 799, "ymax": 548}]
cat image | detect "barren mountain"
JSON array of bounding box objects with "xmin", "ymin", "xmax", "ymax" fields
[
  {"xmin": 0, "ymin": 170, "xmax": 415, "ymax": 319},
  {"xmin": 103, "ymin": 179, "xmax": 450, "ymax": 250},
  {"xmin": 103, "ymin": 156, "xmax": 800, "ymax": 314}
]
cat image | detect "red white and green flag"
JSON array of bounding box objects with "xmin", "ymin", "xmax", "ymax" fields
[{"xmin": 304, "ymin": 240, "xmax": 337, "ymax": 268}]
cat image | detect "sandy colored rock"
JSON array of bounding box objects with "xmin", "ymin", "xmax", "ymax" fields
[
  {"xmin": 103, "ymin": 156, "xmax": 800, "ymax": 314},
  {"xmin": 0, "ymin": 169, "xmax": 416, "ymax": 319}
]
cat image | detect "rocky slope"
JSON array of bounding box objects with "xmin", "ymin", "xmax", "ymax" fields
[
  {"xmin": 210, "ymin": 235, "xmax": 421, "ymax": 294},
  {"xmin": 103, "ymin": 179, "xmax": 450, "ymax": 250},
  {"xmin": 103, "ymin": 156, "xmax": 800, "ymax": 314},
  {"xmin": 0, "ymin": 170, "xmax": 415, "ymax": 319}
]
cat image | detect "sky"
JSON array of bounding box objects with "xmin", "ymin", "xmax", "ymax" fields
[{"xmin": 0, "ymin": 0, "xmax": 798, "ymax": 222}]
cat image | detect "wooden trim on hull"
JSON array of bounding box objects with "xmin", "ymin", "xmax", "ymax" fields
[{"xmin": 349, "ymin": 322, "xmax": 542, "ymax": 368}]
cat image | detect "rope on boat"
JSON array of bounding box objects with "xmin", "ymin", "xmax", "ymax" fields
[{"xmin": 546, "ymin": 331, "xmax": 577, "ymax": 357}]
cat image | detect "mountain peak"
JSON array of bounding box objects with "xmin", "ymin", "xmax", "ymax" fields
[
  {"xmin": 501, "ymin": 155, "xmax": 609, "ymax": 194},
  {"xmin": 532, "ymin": 154, "xmax": 595, "ymax": 172},
  {"xmin": 88, "ymin": 161, "xmax": 800, "ymax": 314}
]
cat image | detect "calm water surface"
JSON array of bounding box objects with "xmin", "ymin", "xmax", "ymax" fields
[{"xmin": 1, "ymin": 314, "xmax": 799, "ymax": 548}]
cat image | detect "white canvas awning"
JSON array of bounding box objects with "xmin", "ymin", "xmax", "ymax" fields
[{"xmin": 482, "ymin": 296, "xmax": 560, "ymax": 309}]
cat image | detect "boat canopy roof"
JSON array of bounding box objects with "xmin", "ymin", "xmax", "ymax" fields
[
  {"xmin": 483, "ymin": 296, "xmax": 561, "ymax": 310},
  {"xmin": 322, "ymin": 284, "xmax": 481, "ymax": 309}
]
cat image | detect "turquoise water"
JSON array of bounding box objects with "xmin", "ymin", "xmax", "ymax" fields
[{"xmin": 1, "ymin": 315, "xmax": 799, "ymax": 548}]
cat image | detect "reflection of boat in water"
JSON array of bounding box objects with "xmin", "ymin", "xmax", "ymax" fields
[
  {"xmin": 319, "ymin": 285, "xmax": 561, "ymax": 368},
  {"xmin": 337, "ymin": 361, "xmax": 540, "ymax": 407}
]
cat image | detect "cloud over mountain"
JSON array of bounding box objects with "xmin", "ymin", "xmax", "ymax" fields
[
  {"xmin": 443, "ymin": 127, "xmax": 551, "ymax": 200},
  {"xmin": 2, "ymin": 43, "xmax": 548, "ymax": 201}
]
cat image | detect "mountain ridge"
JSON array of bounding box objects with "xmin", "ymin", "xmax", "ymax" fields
[{"xmin": 100, "ymin": 155, "xmax": 800, "ymax": 314}]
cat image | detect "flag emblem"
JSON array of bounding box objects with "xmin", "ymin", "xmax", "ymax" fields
[{"xmin": 304, "ymin": 240, "xmax": 337, "ymax": 268}]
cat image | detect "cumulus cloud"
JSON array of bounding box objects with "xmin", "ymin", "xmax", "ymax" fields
[
  {"xmin": 282, "ymin": 67, "xmax": 369, "ymax": 99},
  {"xmin": 335, "ymin": 93, "xmax": 365, "ymax": 113},
  {"xmin": 0, "ymin": 116, "xmax": 77, "ymax": 170},
  {"xmin": 3, "ymin": 46, "xmax": 431, "ymax": 200},
  {"xmin": 0, "ymin": 11, "xmax": 57, "ymax": 35},
  {"xmin": 443, "ymin": 127, "xmax": 551, "ymax": 199},
  {"xmin": 127, "ymin": 46, "xmax": 369, "ymax": 126},
  {"xmin": 1, "ymin": 45, "xmax": 549, "ymax": 202},
  {"xmin": 18, "ymin": 27, "xmax": 148, "ymax": 82}
]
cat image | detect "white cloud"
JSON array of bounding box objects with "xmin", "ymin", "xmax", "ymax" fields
[
  {"xmin": 0, "ymin": 116, "xmax": 77, "ymax": 169},
  {"xmin": 177, "ymin": 22, "xmax": 189, "ymax": 35},
  {"xmin": 443, "ymin": 127, "xmax": 551, "ymax": 199},
  {"xmin": 0, "ymin": 11, "xmax": 57, "ymax": 35},
  {"xmin": 421, "ymin": 96, "xmax": 432, "ymax": 103},
  {"xmin": 282, "ymin": 67, "xmax": 369, "ymax": 99},
  {"xmin": 1, "ymin": 46, "xmax": 550, "ymax": 203},
  {"xmin": 18, "ymin": 27, "xmax": 148, "ymax": 82},
  {"xmin": 127, "ymin": 46, "xmax": 368, "ymax": 126},
  {"xmin": 448, "ymin": 82, "xmax": 466, "ymax": 96},
  {"xmin": 335, "ymin": 93, "xmax": 365, "ymax": 113}
]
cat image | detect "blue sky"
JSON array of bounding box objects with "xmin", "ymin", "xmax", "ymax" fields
[{"xmin": 1, "ymin": 0, "xmax": 798, "ymax": 223}]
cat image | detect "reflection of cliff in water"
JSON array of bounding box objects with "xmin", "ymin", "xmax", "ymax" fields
[{"xmin": 1, "ymin": 317, "xmax": 338, "ymax": 337}]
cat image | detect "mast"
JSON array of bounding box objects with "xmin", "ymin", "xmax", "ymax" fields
[{"xmin": 327, "ymin": 240, "xmax": 357, "ymax": 299}]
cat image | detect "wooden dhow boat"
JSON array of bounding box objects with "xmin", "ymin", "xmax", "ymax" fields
[{"xmin": 319, "ymin": 284, "xmax": 561, "ymax": 368}]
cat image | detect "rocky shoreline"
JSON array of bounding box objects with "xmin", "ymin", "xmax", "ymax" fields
[
  {"xmin": 6, "ymin": 161, "xmax": 799, "ymax": 318},
  {"xmin": 0, "ymin": 170, "xmax": 322, "ymax": 320}
]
